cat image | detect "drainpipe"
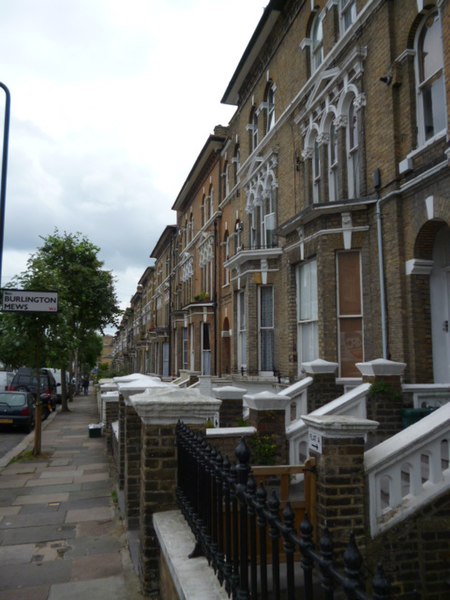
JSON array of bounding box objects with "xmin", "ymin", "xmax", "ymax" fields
[{"xmin": 374, "ymin": 168, "xmax": 389, "ymax": 359}]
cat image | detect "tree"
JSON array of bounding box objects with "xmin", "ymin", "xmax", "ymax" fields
[{"xmin": 0, "ymin": 230, "xmax": 121, "ymax": 412}]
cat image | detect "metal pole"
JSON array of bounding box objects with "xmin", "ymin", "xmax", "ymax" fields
[{"xmin": 0, "ymin": 82, "xmax": 11, "ymax": 289}]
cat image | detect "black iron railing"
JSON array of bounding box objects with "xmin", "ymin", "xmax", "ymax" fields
[{"xmin": 176, "ymin": 422, "xmax": 390, "ymax": 600}]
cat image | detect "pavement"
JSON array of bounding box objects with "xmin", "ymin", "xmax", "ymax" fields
[{"xmin": 0, "ymin": 392, "xmax": 143, "ymax": 600}]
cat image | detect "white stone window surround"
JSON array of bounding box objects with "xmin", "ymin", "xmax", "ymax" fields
[
  {"xmin": 302, "ymin": 80, "xmax": 365, "ymax": 203},
  {"xmin": 245, "ymin": 153, "xmax": 279, "ymax": 249}
]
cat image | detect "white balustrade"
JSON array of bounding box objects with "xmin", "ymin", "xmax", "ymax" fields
[{"xmin": 365, "ymin": 403, "xmax": 450, "ymax": 537}]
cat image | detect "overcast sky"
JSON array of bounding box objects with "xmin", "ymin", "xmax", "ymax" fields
[{"xmin": 0, "ymin": 0, "xmax": 265, "ymax": 325}]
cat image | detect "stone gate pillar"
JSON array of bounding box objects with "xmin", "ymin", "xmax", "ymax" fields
[
  {"xmin": 356, "ymin": 358, "xmax": 406, "ymax": 444},
  {"xmin": 117, "ymin": 376, "xmax": 168, "ymax": 530},
  {"xmin": 302, "ymin": 414, "xmax": 379, "ymax": 558},
  {"xmin": 213, "ymin": 385, "xmax": 247, "ymax": 427},
  {"xmin": 301, "ymin": 359, "xmax": 343, "ymax": 412},
  {"xmin": 131, "ymin": 387, "xmax": 221, "ymax": 598},
  {"xmin": 244, "ymin": 391, "xmax": 292, "ymax": 464}
]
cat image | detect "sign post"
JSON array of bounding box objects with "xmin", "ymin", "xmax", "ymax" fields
[{"xmin": 0, "ymin": 289, "xmax": 58, "ymax": 455}]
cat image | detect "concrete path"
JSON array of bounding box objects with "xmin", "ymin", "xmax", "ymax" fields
[{"xmin": 0, "ymin": 392, "xmax": 143, "ymax": 599}]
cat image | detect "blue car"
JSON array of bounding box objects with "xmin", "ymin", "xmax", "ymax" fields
[{"xmin": 0, "ymin": 390, "xmax": 35, "ymax": 433}]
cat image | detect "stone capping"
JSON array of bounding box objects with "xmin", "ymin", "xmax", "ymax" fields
[
  {"xmin": 154, "ymin": 510, "xmax": 228, "ymax": 600},
  {"xmin": 103, "ymin": 392, "xmax": 119, "ymax": 403},
  {"xmin": 356, "ymin": 358, "xmax": 406, "ymax": 377},
  {"xmin": 244, "ymin": 390, "xmax": 292, "ymax": 411},
  {"xmin": 212, "ymin": 385, "xmax": 247, "ymax": 400},
  {"xmin": 99, "ymin": 383, "xmax": 118, "ymax": 392},
  {"xmin": 206, "ymin": 426, "xmax": 256, "ymax": 438},
  {"xmin": 302, "ymin": 414, "xmax": 379, "ymax": 438},
  {"xmin": 301, "ymin": 358, "xmax": 339, "ymax": 374},
  {"xmin": 113, "ymin": 372, "xmax": 144, "ymax": 383},
  {"xmin": 130, "ymin": 387, "xmax": 221, "ymax": 425}
]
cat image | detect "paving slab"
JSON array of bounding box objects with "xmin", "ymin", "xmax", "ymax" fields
[
  {"xmin": 0, "ymin": 523, "xmax": 76, "ymax": 545},
  {"xmin": 0, "ymin": 584, "xmax": 50, "ymax": 600},
  {"xmin": 65, "ymin": 505, "xmax": 113, "ymax": 523},
  {"xmin": 48, "ymin": 575, "xmax": 129, "ymax": 600},
  {"xmin": 0, "ymin": 511, "xmax": 66, "ymax": 529},
  {"xmin": 0, "ymin": 542, "xmax": 36, "ymax": 564},
  {"xmin": 0, "ymin": 559, "xmax": 72, "ymax": 591},
  {"xmin": 13, "ymin": 492, "xmax": 70, "ymax": 505}
]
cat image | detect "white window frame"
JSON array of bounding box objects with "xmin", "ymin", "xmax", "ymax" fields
[
  {"xmin": 266, "ymin": 85, "xmax": 276, "ymax": 133},
  {"xmin": 237, "ymin": 291, "xmax": 247, "ymax": 372},
  {"xmin": 312, "ymin": 135, "xmax": 321, "ymax": 203},
  {"xmin": 328, "ymin": 119, "xmax": 339, "ymax": 202},
  {"xmin": 340, "ymin": 0, "xmax": 356, "ymax": 33},
  {"xmin": 259, "ymin": 286, "xmax": 275, "ymax": 375},
  {"xmin": 250, "ymin": 109, "xmax": 259, "ymax": 152},
  {"xmin": 296, "ymin": 259, "xmax": 319, "ymax": 372},
  {"xmin": 414, "ymin": 8, "xmax": 446, "ymax": 146},
  {"xmin": 336, "ymin": 251, "xmax": 364, "ymax": 378},
  {"xmin": 311, "ymin": 13, "xmax": 324, "ymax": 72},
  {"xmin": 346, "ymin": 98, "xmax": 360, "ymax": 199}
]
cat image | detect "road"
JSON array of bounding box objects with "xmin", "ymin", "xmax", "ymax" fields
[{"xmin": 0, "ymin": 427, "xmax": 28, "ymax": 459}]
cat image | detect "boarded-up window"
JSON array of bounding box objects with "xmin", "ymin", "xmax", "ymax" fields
[{"xmin": 337, "ymin": 251, "xmax": 363, "ymax": 377}]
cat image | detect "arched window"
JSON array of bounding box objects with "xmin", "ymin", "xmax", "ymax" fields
[
  {"xmin": 415, "ymin": 9, "xmax": 446, "ymax": 144},
  {"xmin": 311, "ymin": 13, "xmax": 323, "ymax": 72}
]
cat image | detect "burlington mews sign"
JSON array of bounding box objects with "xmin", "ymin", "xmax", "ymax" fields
[{"xmin": 0, "ymin": 289, "xmax": 58, "ymax": 313}]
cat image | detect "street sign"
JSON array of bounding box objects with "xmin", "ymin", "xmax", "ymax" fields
[
  {"xmin": 1, "ymin": 289, "xmax": 58, "ymax": 313},
  {"xmin": 308, "ymin": 428, "xmax": 322, "ymax": 454}
]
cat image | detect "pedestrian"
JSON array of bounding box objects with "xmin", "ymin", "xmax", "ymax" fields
[{"xmin": 82, "ymin": 376, "xmax": 89, "ymax": 396}]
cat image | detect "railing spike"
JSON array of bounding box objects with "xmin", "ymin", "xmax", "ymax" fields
[{"xmin": 372, "ymin": 563, "xmax": 391, "ymax": 600}]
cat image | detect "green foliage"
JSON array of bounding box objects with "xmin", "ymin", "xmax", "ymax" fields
[
  {"xmin": 247, "ymin": 434, "xmax": 278, "ymax": 466},
  {"xmin": 0, "ymin": 230, "xmax": 121, "ymax": 407},
  {"xmin": 368, "ymin": 380, "xmax": 402, "ymax": 402}
]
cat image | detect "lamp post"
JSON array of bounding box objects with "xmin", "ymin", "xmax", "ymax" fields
[{"xmin": 0, "ymin": 82, "xmax": 11, "ymax": 289}]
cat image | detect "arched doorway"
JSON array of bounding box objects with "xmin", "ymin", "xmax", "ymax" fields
[{"xmin": 430, "ymin": 226, "xmax": 450, "ymax": 382}]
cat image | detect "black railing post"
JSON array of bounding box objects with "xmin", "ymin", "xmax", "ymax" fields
[
  {"xmin": 372, "ymin": 563, "xmax": 391, "ymax": 600},
  {"xmin": 215, "ymin": 451, "xmax": 225, "ymax": 585},
  {"xmin": 256, "ymin": 484, "xmax": 268, "ymax": 599},
  {"xmin": 230, "ymin": 463, "xmax": 240, "ymax": 596},
  {"xmin": 235, "ymin": 438, "xmax": 251, "ymax": 600},
  {"xmin": 210, "ymin": 446, "xmax": 219, "ymax": 573},
  {"xmin": 283, "ymin": 502, "xmax": 296, "ymax": 600},
  {"xmin": 299, "ymin": 513, "xmax": 315, "ymax": 600},
  {"xmin": 343, "ymin": 533, "xmax": 364, "ymax": 599},
  {"xmin": 247, "ymin": 474, "xmax": 258, "ymax": 598},
  {"xmin": 268, "ymin": 491, "xmax": 281, "ymax": 599},
  {"xmin": 319, "ymin": 526, "xmax": 334, "ymax": 600},
  {"xmin": 222, "ymin": 456, "xmax": 233, "ymax": 596}
]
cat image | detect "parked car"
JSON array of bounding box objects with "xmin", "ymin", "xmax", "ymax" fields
[
  {"xmin": 7, "ymin": 368, "xmax": 58, "ymax": 417},
  {"xmin": 0, "ymin": 371, "xmax": 14, "ymax": 391},
  {"xmin": 0, "ymin": 390, "xmax": 35, "ymax": 432}
]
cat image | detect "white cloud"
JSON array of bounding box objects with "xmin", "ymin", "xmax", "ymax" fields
[{"xmin": 0, "ymin": 0, "xmax": 265, "ymax": 313}]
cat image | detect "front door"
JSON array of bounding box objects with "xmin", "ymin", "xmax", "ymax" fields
[{"xmin": 430, "ymin": 228, "xmax": 450, "ymax": 382}]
